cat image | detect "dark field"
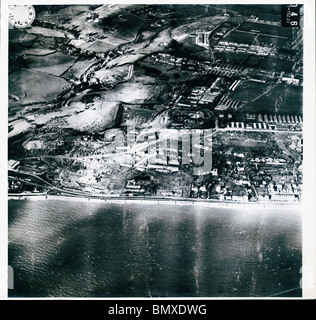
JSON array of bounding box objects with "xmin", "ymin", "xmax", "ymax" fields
[
  {"xmin": 223, "ymin": 30, "xmax": 257, "ymax": 45},
  {"xmin": 237, "ymin": 21, "xmax": 292, "ymax": 39},
  {"xmin": 256, "ymin": 34, "xmax": 290, "ymax": 48},
  {"xmin": 239, "ymin": 84, "xmax": 303, "ymax": 115}
]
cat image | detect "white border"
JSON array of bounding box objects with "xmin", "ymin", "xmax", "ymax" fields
[{"xmin": 1, "ymin": 0, "xmax": 315, "ymax": 300}]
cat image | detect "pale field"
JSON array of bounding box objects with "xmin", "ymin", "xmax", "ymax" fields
[
  {"xmin": 99, "ymin": 82, "xmax": 162, "ymax": 104},
  {"xmin": 24, "ymin": 49, "xmax": 57, "ymax": 56},
  {"xmin": 66, "ymin": 100, "xmax": 119, "ymax": 132},
  {"xmin": 94, "ymin": 64, "xmax": 129, "ymax": 82},
  {"xmin": 9, "ymin": 69, "xmax": 69, "ymax": 105},
  {"xmin": 26, "ymin": 51, "xmax": 77, "ymax": 70},
  {"xmin": 8, "ymin": 119, "xmax": 34, "ymax": 139},
  {"xmin": 24, "ymin": 102, "xmax": 86, "ymax": 126},
  {"xmin": 170, "ymin": 15, "xmax": 228, "ymax": 39},
  {"xmin": 26, "ymin": 26, "xmax": 68, "ymax": 38},
  {"xmin": 23, "ymin": 98, "xmax": 119, "ymax": 132},
  {"xmin": 23, "ymin": 140, "xmax": 45, "ymax": 151}
]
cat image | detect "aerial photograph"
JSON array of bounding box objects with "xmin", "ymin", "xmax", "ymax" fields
[{"xmin": 7, "ymin": 3, "xmax": 304, "ymax": 298}]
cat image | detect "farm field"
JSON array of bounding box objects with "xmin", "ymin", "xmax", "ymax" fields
[
  {"xmin": 9, "ymin": 69, "xmax": 69, "ymax": 106},
  {"xmin": 62, "ymin": 58, "xmax": 98, "ymax": 80},
  {"xmin": 26, "ymin": 51, "xmax": 78, "ymax": 77}
]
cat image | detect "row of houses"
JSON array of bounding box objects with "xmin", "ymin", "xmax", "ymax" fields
[{"xmin": 227, "ymin": 121, "xmax": 302, "ymax": 131}]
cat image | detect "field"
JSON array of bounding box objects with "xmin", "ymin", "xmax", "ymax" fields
[
  {"xmin": 94, "ymin": 64, "xmax": 129, "ymax": 83},
  {"xmin": 223, "ymin": 30, "xmax": 257, "ymax": 45},
  {"xmin": 66, "ymin": 100, "xmax": 119, "ymax": 132},
  {"xmin": 9, "ymin": 69, "xmax": 69, "ymax": 106},
  {"xmin": 35, "ymin": 5, "xmax": 91, "ymax": 23},
  {"xmin": 214, "ymin": 51, "xmax": 249, "ymax": 66},
  {"xmin": 170, "ymin": 15, "xmax": 227, "ymax": 39},
  {"xmin": 26, "ymin": 51, "xmax": 78, "ymax": 77},
  {"xmin": 85, "ymin": 40, "xmax": 116, "ymax": 53},
  {"xmin": 8, "ymin": 119, "xmax": 34, "ymax": 139},
  {"xmin": 26, "ymin": 26, "xmax": 68, "ymax": 38},
  {"xmin": 256, "ymin": 34, "xmax": 289, "ymax": 48},
  {"xmin": 258, "ymin": 57, "xmax": 295, "ymax": 73},
  {"xmin": 228, "ymin": 80, "xmax": 270, "ymax": 102},
  {"xmin": 238, "ymin": 83, "xmax": 303, "ymax": 115},
  {"xmin": 121, "ymin": 104, "xmax": 155, "ymax": 128},
  {"xmin": 99, "ymin": 83, "xmax": 166, "ymax": 104},
  {"xmin": 237, "ymin": 21, "xmax": 292, "ymax": 38},
  {"xmin": 63, "ymin": 58, "xmax": 97, "ymax": 80},
  {"xmin": 24, "ymin": 49, "xmax": 57, "ymax": 56}
]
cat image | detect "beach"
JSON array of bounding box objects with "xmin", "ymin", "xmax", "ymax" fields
[{"xmin": 8, "ymin": 192, "xmax": 302, "ymax": 210}]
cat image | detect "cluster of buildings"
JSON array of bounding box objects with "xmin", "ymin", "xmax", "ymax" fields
[
  {"xmin": 226, "ymin": 113, "xmax": 303, "ymax": 131},
  {"xmin": 204, "ymin": 151, "xmax": 301, "ymax": 202},
  {"xmin": 207, "ymin": 63, "xmax": 244, "ymax": 78},
  {"xmin": 150, "ymin": 52, "xmax": 204, "ymax": 72},
  {"xmin": 215, "ymin": 95, "xmax": 240, "ymax": 111},
  {"xmin": 246, "ymin": 17, "xmax": 281, "ymax": 26},
  {"xmin": 207, "ymin": 160, "xmax": 253, "ymax": 202},
  {"xmin": 214, "ymin": 41, "xmax": 275, "ymax": 56},
  {"xmin": 195, "ymin": 32, "xmax": 211, "ymax": 48},
  {"xmin": 177, "ymin": 80, "xmax": 224, "ymax": 107},
  {"xmin": 248, "ymin": 158, "xmax": 301, "ymax": 202}
]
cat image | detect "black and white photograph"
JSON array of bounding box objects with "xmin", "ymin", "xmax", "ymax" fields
[{"xmin": 1, "ymin": 0, "xmax": 315, "ymax": 302}]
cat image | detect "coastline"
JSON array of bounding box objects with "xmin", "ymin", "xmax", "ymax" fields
[{"xmin": 7, "ymin": 193, "xmax": 303, "ymax": 210}]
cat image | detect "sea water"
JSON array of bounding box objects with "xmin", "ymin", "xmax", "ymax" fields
[{"xmin": 8, "ymin": 199, "xmax": 302, "ymax": 297}]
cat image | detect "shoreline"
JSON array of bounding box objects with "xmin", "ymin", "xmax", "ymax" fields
[{"xmin": 7, "ymin": 193, "xmax": 303, "ymax": 209}]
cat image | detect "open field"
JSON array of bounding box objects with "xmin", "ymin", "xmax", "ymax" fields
[
  {"xmin": 121, "ymin": 104, "xmax": 155, "ymax": 128},
  {"xmin": 8, "ymin": 119, "xmax": 34, "ymax": 139},
  {"xmin": 94, "ymin": 64, "xmax": 130, "ymax": 83},
  {"xmin": 26, "ymin": 26, "xmax": 68, "ymax": 38},
  {"xmin": 170, "ymin": 15, "xmax": 227, "ymax": 39},
  {"xmin": 84, "ymin": 40, "xmax": 116, "ymax": 53},
  {"xmin": 36, "ymin": 5, "xmax": 91, "ymax": 23},
  {"xmin": 24, "ymin": 49, "xmax": 57, "ymax": 56},
  {"xmin": 258, "ymin": 57, "xmax": 295, "ymax": 73},
  {"xmin": 256, "ymin": 34, "xmax": 289, "ymax": 48},
  {"xmin": 66, "ymin": 100, "xmax": 119, "ymax": 132},
  {"xmin": 9, "ymin": 29, "xmax": 37, "ymax": 43},
  {"xmin": 99, "ymin": 82, "xmax": 167, "ymax": 104},
  {"xmin": 27, "ymin": 51, "xmax": 78, "ymax": 77},
  {"xmin": 237, "ymin": 21, "xmax": 292, "ymax": 38},
  {"xmin": 228, "ymin": 80, "xmax": 270, "ymax": 102},
  {"xmin": 9, "ymin": 69, "xmax": 69, "ymax": 106},
  {"xmin": 223, "ymin": 30, "xmax": 257, "ymax": 45},
  {"xmin": 63, "ymin": 58, "xmax": 97, "ymax": 80},
  {"xmin": 239, "ymin": 83, "xmax": 303, "ymax": 115}
]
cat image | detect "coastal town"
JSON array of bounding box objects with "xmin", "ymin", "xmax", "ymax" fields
[{"xmin": 8, "ymin": 4, "xmax": 303, "ymax": 204}]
